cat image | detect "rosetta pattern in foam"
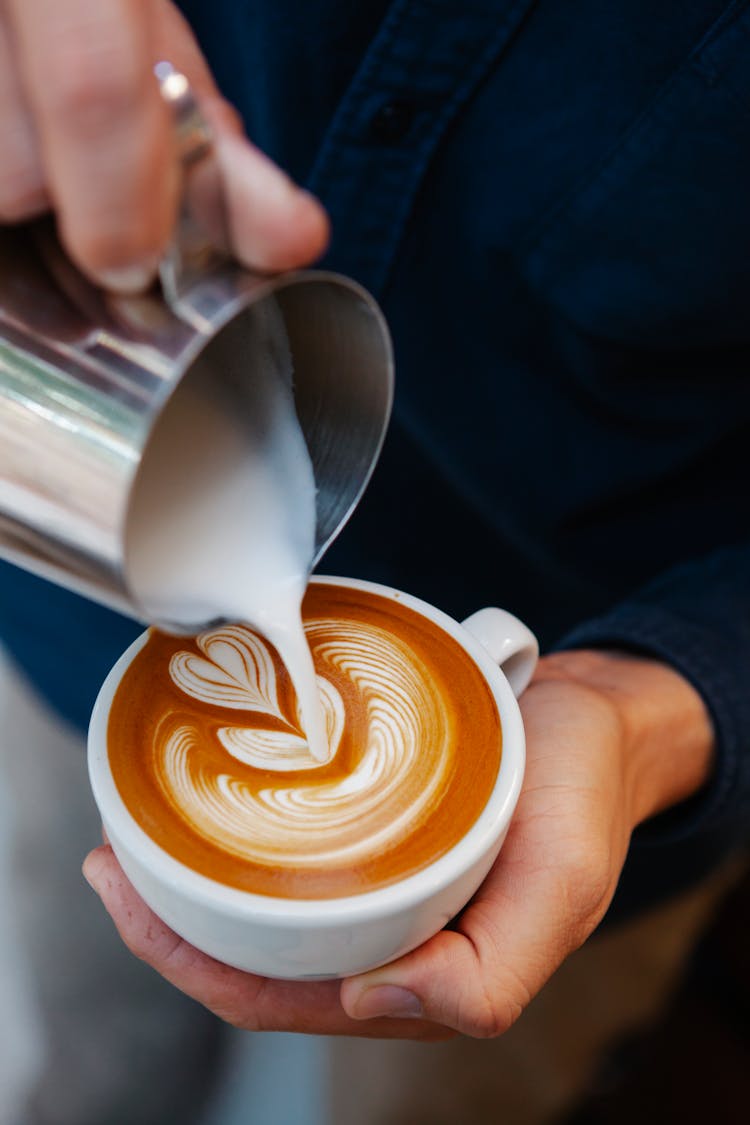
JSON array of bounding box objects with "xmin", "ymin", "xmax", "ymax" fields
[{"xmin": 159, "ymin": 621, "xmax": 453, "ymax": 870}]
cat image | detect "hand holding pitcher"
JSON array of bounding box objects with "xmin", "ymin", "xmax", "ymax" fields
[{"xmin": 0, "ymin": 0, "xmax": 327, "ymax": 287}]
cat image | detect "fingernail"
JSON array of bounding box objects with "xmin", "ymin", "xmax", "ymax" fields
[
  {"xmin": 97, "ymin": 261, "xmax": 159, "ymax": 295},
  {"xmin": 352, "ymin": 985, "xmax": 423, "ymax": 1020}
]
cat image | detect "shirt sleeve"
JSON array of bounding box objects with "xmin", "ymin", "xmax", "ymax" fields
[{"xmin": 554, "ymin": 542, "xmax": 750, "ymax": 918}]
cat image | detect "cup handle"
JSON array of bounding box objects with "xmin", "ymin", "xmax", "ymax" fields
[{"xmin": 461, "ymin": 608, "xmax": 539, "ymax": 698}]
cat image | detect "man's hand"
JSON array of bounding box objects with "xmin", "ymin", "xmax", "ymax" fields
[
  {"xmin": 83, "ymin": 649, "xmax": 714, "ymax": 1040},
  {"xmin": 0, "ymin": 0, "xmax": 328, "ymax": 290}
]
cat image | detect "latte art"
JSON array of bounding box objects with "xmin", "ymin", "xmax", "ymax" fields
[
  {"xmin": 156, "ymin": 620, "xmax": 452, "ymax": 870},
  {"xmin": 108, "ymin": 584, "xmax": 502, "ymax": 898},
  {"xmin": 168, "ymin": 625, "xmax": 344, "ymax": 771}
]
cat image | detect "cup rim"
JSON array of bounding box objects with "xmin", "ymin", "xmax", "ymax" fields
[{"xmin": 87, "ymin": 575, "xmax": 526, "ymax": 924}]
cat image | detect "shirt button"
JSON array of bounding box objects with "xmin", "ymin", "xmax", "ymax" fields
[{"xmin": 369, "ymin": 100, "xmax": 415, "ymax": 144}]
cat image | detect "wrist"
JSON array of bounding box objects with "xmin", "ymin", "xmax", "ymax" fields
[{"xmin": 536, "ymin": 649, "xmax": 716, "ymax": 826}]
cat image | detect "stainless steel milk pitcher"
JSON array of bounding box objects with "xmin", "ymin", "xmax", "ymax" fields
[{"xmin": 0, "ymin": 66, "xmax": 393, "ymax": 630}]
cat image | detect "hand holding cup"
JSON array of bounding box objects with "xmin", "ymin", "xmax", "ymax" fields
[{"xmin": 85, "ymin": 608, "xmax": 714, "ymax": 1039}]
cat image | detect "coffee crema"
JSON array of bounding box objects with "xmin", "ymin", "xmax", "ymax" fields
[{"xmin": 108, "ymin": 584, "xmax": 502, "ymax": 899}]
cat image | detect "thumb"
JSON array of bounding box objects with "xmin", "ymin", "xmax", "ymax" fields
[
  {"xmin": 340, "ymin": 851, "xmax": 608, "ymax": 1037},
  {"xmin": 341, "ymin": 926, "xmax": 516, "ymax": 1037}
]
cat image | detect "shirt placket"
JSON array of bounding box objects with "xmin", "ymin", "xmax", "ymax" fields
[{"xmin": 308, "ymin": 0, "xmax": 538, "ymax": 297}]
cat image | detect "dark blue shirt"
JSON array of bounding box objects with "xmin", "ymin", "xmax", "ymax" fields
[{"xmin": 3, "ymin": 0, "xmax": 750, "ymax": 917}]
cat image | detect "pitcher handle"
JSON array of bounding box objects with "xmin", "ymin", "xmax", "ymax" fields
[{"xmin": 155, "ymin": 62, "xmax": 232, "ymax": 325}]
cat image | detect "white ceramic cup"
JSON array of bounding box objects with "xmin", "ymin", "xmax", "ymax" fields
[{"xmin": 88, "ymin": 576, "xmax": 538, "ymax": 980}]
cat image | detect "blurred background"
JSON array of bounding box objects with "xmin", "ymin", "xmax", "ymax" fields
[{"xmin": 1, "ymin": 647, "xmax": 747, "ymax": 1125}]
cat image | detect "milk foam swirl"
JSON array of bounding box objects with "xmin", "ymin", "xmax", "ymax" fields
[
  {"xmin": 169, "ymin": 626, "xmax": 343, "ymax": 771},
  {"xmin": 158, "ymin": 620, "xmax": 453, "ymax": 870}
]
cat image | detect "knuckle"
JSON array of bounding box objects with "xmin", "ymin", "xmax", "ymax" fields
[
  {"xmin": 46, "ymin": 47, "xmax": 145, "ymax": 136},
  {"xmin": 444, "ymin": 931, "xmax": 526, "ymax": 1039},
  {"xmin": 457, "ymin": 957, "xmax": 528, "ymax": 1039},
  {"xmin": 561, "ymin": 839, "xmax": 614, "ymax": 936},
  {"xmin": 466, "ymin": 991, "xmax": 523, "ymax": 1039},
  {"xmin": 216, "ymin": 975, "xmax": 269, "ymax": 1032},
  {"xmin": 468, "ymin": 1003, "xmax": 505, "ymax": 1039}
]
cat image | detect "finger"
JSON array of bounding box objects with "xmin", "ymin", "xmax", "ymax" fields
[
  {"xmin": 217, "ymin": 134, "xmax": 330, "ymax": 273},
  {"xmin": 153, "ymin": 0, "xmax": 329, "ymax": 272},
  {"xmin": 7, "ymin": 0, "xmax": 176, "ymax": 290},
  {"xmin": 0, "ymin": 14, "xmax": 47, "ymax": 220},
  {"xmin": 83, "ymin": 846, "xmax": 450, "ymax": 1041},
  {"xmin": 340, "ymin": 852, "xmax": 588, "ymax": 1037}
]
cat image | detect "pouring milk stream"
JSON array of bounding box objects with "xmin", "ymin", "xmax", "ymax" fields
[{"xmin": 125, "ymin": 303, "xmax": 329, "ymax": 763}]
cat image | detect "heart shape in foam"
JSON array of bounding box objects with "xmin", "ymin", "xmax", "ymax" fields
[
  {"xmin": 171, "ymin": 627, "xmax": 285, "ymax": 716},
  {"xmin": 169, "ymin": 625, "xmax": 343, "ymax": 771}
]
